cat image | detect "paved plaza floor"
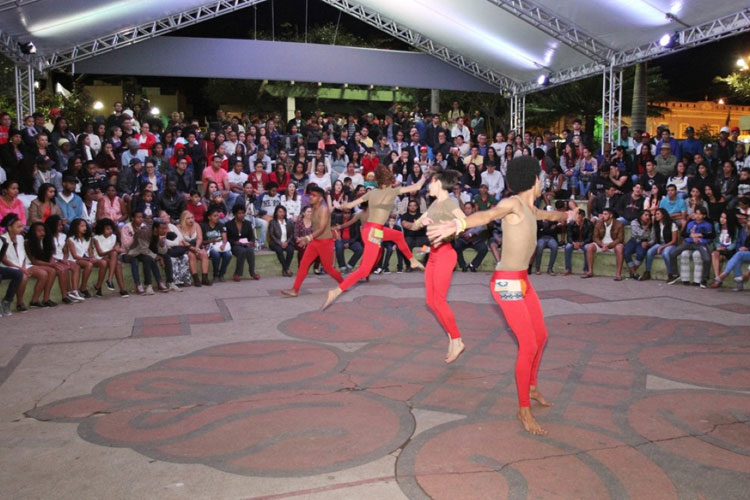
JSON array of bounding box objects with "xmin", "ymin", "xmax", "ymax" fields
[{"xmin": 0, "ymin": 271, "xmax": 748, "ymax": 499}]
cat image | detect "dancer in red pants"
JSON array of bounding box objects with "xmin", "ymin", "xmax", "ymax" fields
[
  {"xmin": 429, "ymin": 156, "xmax": 573, "ymax": 435},
  {"xmin": 413, "ymin": 169, "xmax": 467, "ymax": 363},
  {"xmin": 281, "ymin": 186, "xmax": 343, "ymax": 297},
  {"xmin": 322, "ymin": 166, "xmax": 426, "ymax": 309}
]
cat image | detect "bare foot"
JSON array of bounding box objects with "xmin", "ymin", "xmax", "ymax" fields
[
  {"xmin": 445, "ymin": 338, "xmax": 465, "ymax": 364},
  {"xmin": 321, "ymin": 287, "xmax": 342, "ymax": 310},
  {"xmin": 409, "ymin": 257, "xmax": 425, "ymax": 271},
  {"xmin": 529, "ymin": 386, "xmax": 554, "ymax": 407},
  {"xmin": 281, "ymin": 289, "xmax": 298, "ymax": 297},
  {"xmin": 517, "ymin": 407, "xmax": 548, "ymax": 435}
]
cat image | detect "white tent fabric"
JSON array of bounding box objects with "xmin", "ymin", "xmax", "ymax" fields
[{"xmin": 0, "ymin": 0, "xmax": 748, "ymax": 92}]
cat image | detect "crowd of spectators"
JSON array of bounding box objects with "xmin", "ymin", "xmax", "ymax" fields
[{"xmin": 1, "ymin": 101, "xmax": 749, "ymax": 316}]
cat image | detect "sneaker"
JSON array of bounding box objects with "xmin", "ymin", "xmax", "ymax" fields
[
  {"xmin": 94, "ymin": 287, "xmax": 103, "ymax": 298},
  {"xmin": 30, "ymin": 301, "xmax": 47, "ymax": 308},
  {"xmin": 157, "ymin": 283, "xmax": 169, "ymax": 293},
  {"xmin": 461, "ymin": 266, "xmax": 468, "ymax": 273},
  {"xmin": 1, "ymin": 300, "xmax": 11, "ymax": 316},
  {"xmin": 469, "ymin": 264, "xmax": 477, "ymax": 273},
  {"xmin": 80, "ymin": 289, "xmax": 92, "ymax": 299},
  {"xmin": 16, "ymin": 303, "xmax": 27, "ymax": 313},
  {"xmin": 67, "ymin": 291, "xmax": 83, "ymax": 302},
  {"xmin": 62, "ymin": 297, "xmax": 74, "ymax": 305},
  {"xmin": 105, "ymin": 280, "xmax": 115, "ymax": 291},
  {"xmin": 145, "ymin": 285, "xmax": 155, "ymax": 295},
  {"xmin": 43, "ymin": 300, "xmax": 57, "ymax": 307},
  {"xmin": 135, "ymin": 285, "xmax": 146, "ymax": 295},
  {"xmin": 119, "ymin": 290, "xmax": 130, "ymax": 297},
  {"xmin": 383, "ymin": 268, "xmax": 391, "ymax": 274},
  {"xmin": 168, "ymin": 283, "xmax": 182, "ymax": 292},
  {"xmin": 699, "ymin": 281, "xmax": 707, "ymax": 289},
  {"xmin": 638, "ymin": 271, "xmax": 651, "ymax": 281},
  {"xmin": 373, "ymin": 268, "xmax": 383, "ymax": 275},
  {"xmin": 732, "ymin": 281, "xmax": 744, "ymax": 292},
  {"xmin": 396, "ymin": 269, "xmax": 403, "ymax": 274},
  {"xmin": 667, "ymin": 275, "xmax": 681, "ymax": 285}
]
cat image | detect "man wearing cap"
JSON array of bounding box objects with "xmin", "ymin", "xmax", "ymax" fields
[
  {"xmin": 32, "ymin": 155, "xmax": 62, "ymax": 192},
  {"xmin": 55, "ymin": 138, "xmax": 74, "ymax": 173},
  {"xmin": 730, "ymin": 126, "xmax": 741, "ymax": 144},
  {"xmin": 681, "ymin": 126, "xmax": 703, "ymax": 159},
  {"xmin": 120, "ymin": 138, "xmax": 147, "ymax": 168},
  {"xmin": 656, "ymin": 129, "xmax": 680, "ymax": 159},
  {"xmin": 56, "ymin": 175, "xmax": 84, "ymax": 229},
  {"xmin": 655, "ymin": 141, "xmax": 677, "ymax": 177},
  {"xmin": 635, "ymin": 132, "xmax": 656, "ymax": 156},
  {"xmin": 716, "ymin": 126, "xmax": 736, "ymax": 164}
]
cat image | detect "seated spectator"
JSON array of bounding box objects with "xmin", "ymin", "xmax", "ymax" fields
[
  {"xmin": 454, "ymin": 201, "xmax": 489, "ymax": 272},
  {"xmin": 120, "ymin": 212, "xmax": 160, "ymax": 294},
  {"xmin": 80, "ymin": 160, "xmax": 108, "ymax": 194},
  {"xmin": 117, "ymin": 158, "xmax": 144, "ymax": 203},
  {"xmin": 130, "ymin": 187, "xmax": 161, "ymax": 223},
  {"xmin": 710, "ymin": 211, "xmax": 737, "ymax": 281},
  {"xmin": 0, "ymin": 233, "xmax": 24, "ymax": 315},
  {"xmin": 473, "ymin": 184, "xmax": 497, "ymax": 211},
  {"xmin": 26, "ymin": 221, "xmax": 74, "ymax": 304},
  {"xmin": 577, "ymin": 146, "xmax": 598, "ymax": 197},
  {"xmin": 590, "ymin": 185, "xmax": 620, "ymax": 221},
  {"xmin": 639, "ymin": 159, "xmax": 666, "ymax": 193},
  {"xmin": 44, "ymin": 214, "xmax": 84, "ymax": 302},
  {"xmin": 582, "ymin": 208, "xmax": 625, "ymax": 280},
  {"xmin": 481, "ymin": 161, "xmax": 504, "ymax": 199},
  {"xmin": 268, "ymin": 205, "xmax": 295, "ymax": 277},
  {"xmin": 91, "ymin": 218, "xmax": 128, "ymax": 296},
  {"xmin": 542, "ymin": 165, "xmax": 568, "ymax": 206},
  {"xmin": 624, "ymin": 210, "xmax": 655, "ymax": 279},
  {"xmin": 640, "ymin": 208, "xmax": 679, "ymax": 281},
  {"xmin": 737, "ymin": 168, "xmax": 750, "ymax": 197},
  {"xmin": 29, "ymin": 183, "xmax": 62, "ymax": 224},
  {"xmin": 334, "ymin": 207, "xmax": 364, "ymax": 273},
  {"xmin": 655, "ymin": 142, "xmax": 677, "ymax": 177},
  {"xmin": 290, "ymin": 162, "xmax": 309, "ymax": 192},
  {"xmin": 202, "ymin": 207, "xmax": 231, "ymax": 282},
  {"xmin": 175, "ymin": 210, "xmax": 211, "ymax": 287},
  {"xmin": 139, "ymin": 159, "xmax": 164, "ymax": 194},
  {"xmin": 564, "ymin": 208, "xmax": 593, "ymax": 275},
  {"xmin": 269, "ymin": 163, "xmax": 291, "ymax": 192},
  {"xmin": 616, "ymin": 183, "xmax": 646, "ymax": 224},
  {"xmin": 97, "ymin": 184, "xmax": 128, "ymax": 225},
  {"xmin": 159, "ymin": 180, "xmax": 186, "ymax": 223},
  {"xmin": 95, "ymin": 141, "xmax": 120, "ymax": 183},
  {"xmin": 0, "ymin": 180, "xmax": 27, "ymax": 228},
  {"xmin": 659, "ymin": 184, "xmax": 687, "ymax": 229},
  {"xmin": 399, "ymin": 199, "xmax": 430, "ymax": 270},
  {"xmin": 121, "ymin": 138, "xmax": 147, "ymax": 168},
  {"xmin": 667, "ymin": 161, "xmax": 689, "ymax": 199},
  {"xmin": 0, "ymin": 214, "xmax": 55, "ymax": 311},
  {"xmin": 202, "ymin": 154, "xmax": 230, "ymax": 197},
  {"xmin": 533, "ymin": 204, "xmax": 563, "ymax": 275},
  {"xmin": 461, "ymin": 162, "xmax": 482, "ymax": 194},
  {"xmin": 309, "ymin": 160, "xmax": 332, "ymax": 192},
  {"xmin": 32, "ymin": 155, "xmax": 62, "ymax": 193},
  {"xmin": 710, "ymin": 213, "xmax": 750, "ymax": 291},
  {"xmin": 668, "ymin": 206, "xmax": 714, "ymax": 287},
  {"xmin": 66, "ymin": 218, "xmax": 96, "ymax": 298},
  {"xmin": 256, "ymin": 181, "xmax": 281, "ymax": 223},
  {"xmin": 226, "ymin": 204, "xmax": 259, "ymax": 281},
  {"xmin": 186, "ymin": 190, "xmax": 206, "ymax": 224},
  {"xmin": 643, "ymin": 184, "xmax": 663, "ymax": 217},
  {"xmin": 704, "ymin": 184, "xmax": 726, "ymax": 223},
  {"xmin": 150, "ymin": 219, "xmax": 183, "ymax": 291}
]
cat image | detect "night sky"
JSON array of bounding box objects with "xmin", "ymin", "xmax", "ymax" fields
[{"xmin": 168, "ymin": 0, "xmax": 749, "ymax": 103}]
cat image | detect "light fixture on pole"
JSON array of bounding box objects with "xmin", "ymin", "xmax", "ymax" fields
[
  {"xmin": 93, "ymin": 101, "xmax": 104, "ymax": 110},
  {"xmin": 658, "ymin": 32, "xmax": 679, "ymax": 49}
]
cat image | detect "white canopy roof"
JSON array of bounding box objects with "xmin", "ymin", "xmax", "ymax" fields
[{"xmin": 0, "ymin": 0, "xmax": 748, "ymax": 93}]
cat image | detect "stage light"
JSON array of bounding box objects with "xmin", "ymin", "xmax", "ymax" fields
[
  {"xmin": 93, "ymin": 101, "xmax": 103, "ymax": 110},
  {"xmin": 718, "ymin": 98, "xmax": 725, "ymax": 105},
  {"xmin": 317, "ymin": 82, "xmax": 322, "ymax": 87},
  {"xmin": 536, "ymin": 74, "xmax": 549, "ymax": 86},
  {"xmin": 369, "ymin": 84, "xmax": 374, "ymax": 90},
  {"xmin": 343, "ymin": 83, "xmax": 348, "ymax": 88},
  {"xmin": 290, "ymin": 80, "xmax": 295, "ymax": 85},
  {"xmin": 18, "ymin": 41, "xmax": 36, "ymax": 54},
  {"xmin": 150, "ymin": 107, "xmax": 160, "ymax": 116},
  {"xmin": 658, "ymin": 33, "xmax": 678, "ymax": 49}
]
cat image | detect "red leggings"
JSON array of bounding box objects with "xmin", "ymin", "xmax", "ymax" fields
[
  {"xmin": 292, "ymin": 238, "xmax": 343, "ymax": 291},
  {"xmin": 425, "ymin": 244, "xmax": 461, "ymax": 339},
  {"xmin": 338, "ymin": 222, "xmax": 414, "ymax": 292},
  {"xmin": 490, "ymin": 269, "xmax": 548, "ymax": 407}
]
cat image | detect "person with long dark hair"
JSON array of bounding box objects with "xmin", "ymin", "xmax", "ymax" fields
[
  {"xmin": 29, "ymin": 183, "xmax": 62, "ymax": 224},
  {"xmin": 640, "ymin": 208, "xmax": 679, "ymax": 281},
  {"xmin": 323, "ymin": 166, "xmax": 426, "ymax": 309}
]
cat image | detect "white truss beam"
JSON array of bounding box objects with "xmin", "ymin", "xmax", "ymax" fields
[
  {"xmin": 319, "ymin": 0, "xmax": 517, "ymax": 91},
  {"xmin": 485, "ymin": 0, "xmax": 613, "ymax": 64},
  {"xmin": 38, "ymin": 0, "xmax": 268, "ymax": 71},
  {"xmin": 519, "ymin": 8, "xmax": 750, "ymax": 92},
  {"xmin": 0, "ymin": 0, "xmax": 42, "ymax": 13},
  {"xmin": 0, "ymin": 28, "xmax": 29, "ymax": 64},
  {"xmin": 14, "ymin": 64, "xmax": 35, "ymax": 127},
  {"xmin": 601, "ymin": 66, "xmax": 622, "ymax": 147},
  {"xmin": 509, "ymin": 93, "xmax": 525, "ymax": 135}
]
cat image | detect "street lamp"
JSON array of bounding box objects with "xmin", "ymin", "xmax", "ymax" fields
[
  {"xmin": 737, "ymin": 55, "xmax": 749, "ymax": 71},
  {"xmin": 93, "ymin": 101, "xmax": 104, "ymax": 110},
  {"xmin": 718, "ymin": 98, "xmax": 725, "ymax": 105},
  {"xmin": 150, "ymin": 107, "xmax": 160, "ymax": 116}
]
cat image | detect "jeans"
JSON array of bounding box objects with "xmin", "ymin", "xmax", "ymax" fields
[
  {"xmin": 645, "ymin": 245, "xmax": 675, "ymax": 274},
  {"xmin": 564, "ymin": 242, "xmax": 589, "ymax": 272},
  {"xmin": 335, "ymin": 239, "xmax": 363, "ymax": 268},
  {"xmin": 254, "ymin": 218, "xmax": 268, "ymax": 248},
  {"xmin": 722, "ymin": 250, "xmax": 750, "ymax": 279},
  {"xmin": 160, "ymin": 253, "xmax": 175, "ymax": 283},
  {"xmin": 209, "ymin": 248, "xmax": 232, "ymax": 277},
  {"xmin": 0, "ymin": 266, "xmax": 23, "ymax": 302},
  {"xmin": 269, "ymin": 241, "xmax": 294, "ymax": 271},
  {"xmin": 533, "ymin": 236, "xmax": 558, "ymax": 272},
  {"xmin": 379, "ymin": 241, "xmax": 404, "ymax": 271},
  {"xmin": 231, "ymin": 244, "xmax": 256, "ymax": 276},
  {"xmin": 578, "ymin": 178, "xmax": 592, "ymax": 197},
  {"xmin": 668, "ymin": 243, "xmax": 710, "ymax": 282},
  {"xmin": 122, "ymin": 254, "xmax": 161, "ymax": 285},
  {"xmin": 624, "ymin": 238, "xmax": 649, "ymax": 267},
  {"xmin": 454, "ymin": 238, "xmax": 489, "ymax": 270}
]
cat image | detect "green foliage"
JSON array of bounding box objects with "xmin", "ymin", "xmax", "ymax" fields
[
  {"xmin": 714, "ymin": 71, "xmax": 750, "ymax": 101},
  {"xmin": 0, "ymin": 55, "xmax": 17, "ymax": 121},
  {"xmin": 695, "ymin": 123, "xmax": 716, "ymax": 144},
  {"xmin": 35, "ymin": 83, "xmax": 95, "ymax": 131}
]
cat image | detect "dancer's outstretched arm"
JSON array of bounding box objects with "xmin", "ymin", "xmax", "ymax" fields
[
  {"xmin": 397, "ymin": 174, "xmax": 426, "ymax": 195},
  {"xmin": 427, "ymin": 196, "xmax": 519, "ymax": 244}
]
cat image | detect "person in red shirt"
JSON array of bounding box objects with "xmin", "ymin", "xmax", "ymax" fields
[
  {"xmin": 134, "ymin": 121, "xmax": 156, "ymax": 155},
  {"xmin": 361, "ymin": 147, "xmax": 380, "ymax": 176},
  {"xmin": 186, "ymin": 191, "xmax": 206, "ymax": 223},
  {"xmin": 0, "ymin": 112, "xmax": 11, "ymax": 145}
]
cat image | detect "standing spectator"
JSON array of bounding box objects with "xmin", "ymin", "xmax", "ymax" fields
[{"xmin": 680, "ymin": 126, "xmax": 703, "ymax": 159}]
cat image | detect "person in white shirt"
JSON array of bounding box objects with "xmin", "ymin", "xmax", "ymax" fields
[
  {"xmin": 491, "ymin": 131, "xmax": 508, "ymax": 155},
  {"xmin": 451, "ymin": 117, "xmax": 471, "ymax": 143},
  {"xmin": 227, "ymin": 159, "xmax": 249, "ymax": 195},
  {"xmin": 222, "ymin": 130, "xmax": 240, "ymax": 156},
  {"xmin": 481, "ymin": 163, "xmax": 505, "ymax": 198},
  {"xmin": 341, "ymin": 162, "xmax": 364, "ymax": 187}
]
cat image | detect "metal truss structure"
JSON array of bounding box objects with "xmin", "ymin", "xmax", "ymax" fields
[
  {"xmin": 601, "ymin": 65, "xmax": 622, "ymax": 148},
  {"xmin": 0, "ymin": 28, "xmax": 29, "ymax": 64},
  {"xmin": 520, "ymin": 8, "xmax": 750, "ymax": 93},
  {"xmin": 14, "ymin": 64, "xmax": 35, "ymax": 127},
  {"xmin": 484, "ymin": 0, "xmax": 612, "ymax": 64},
  {"xmin": 509, "ymin": 93, "xmax": 525, "ymax": 136},
  {"xmin": 319, "ymin": 0, "xmax": 518, "ymax": 92},
  {"xmin": 38, "ymin": 0, "xmax": 268, "ymax": 70}
]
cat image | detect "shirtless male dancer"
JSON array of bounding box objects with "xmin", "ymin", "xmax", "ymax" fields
[
  {"xmin": 429, "ymin": 156, "xmax": 572, "ymax": 435},
  {"xmin": 322, "ymin": 166, "xmax": 426, "ymax": 309},
  {"xmin": 281, "ymin": 185, "xmax": 343, "ymax": 297}
]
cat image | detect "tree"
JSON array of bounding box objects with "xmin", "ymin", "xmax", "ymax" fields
[
  {"xmin": 0, "ymin": 55, "xmax": 17, "ymax": 121},
  {"xmin": 630, "ymin": 63, "xmax": 647, "ymax": 132},
  {"xmin": 714, "ymin": 71, "xmax": 750, "ymax": 102}
]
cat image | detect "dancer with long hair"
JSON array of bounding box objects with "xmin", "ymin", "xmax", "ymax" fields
[
  {"xmin": 428, "ymin": 156, "xmax": 573, "ymax": 435},
  {"xmin": 322, "ymin": 166, "xmax": 425, "ymax": 309}
]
